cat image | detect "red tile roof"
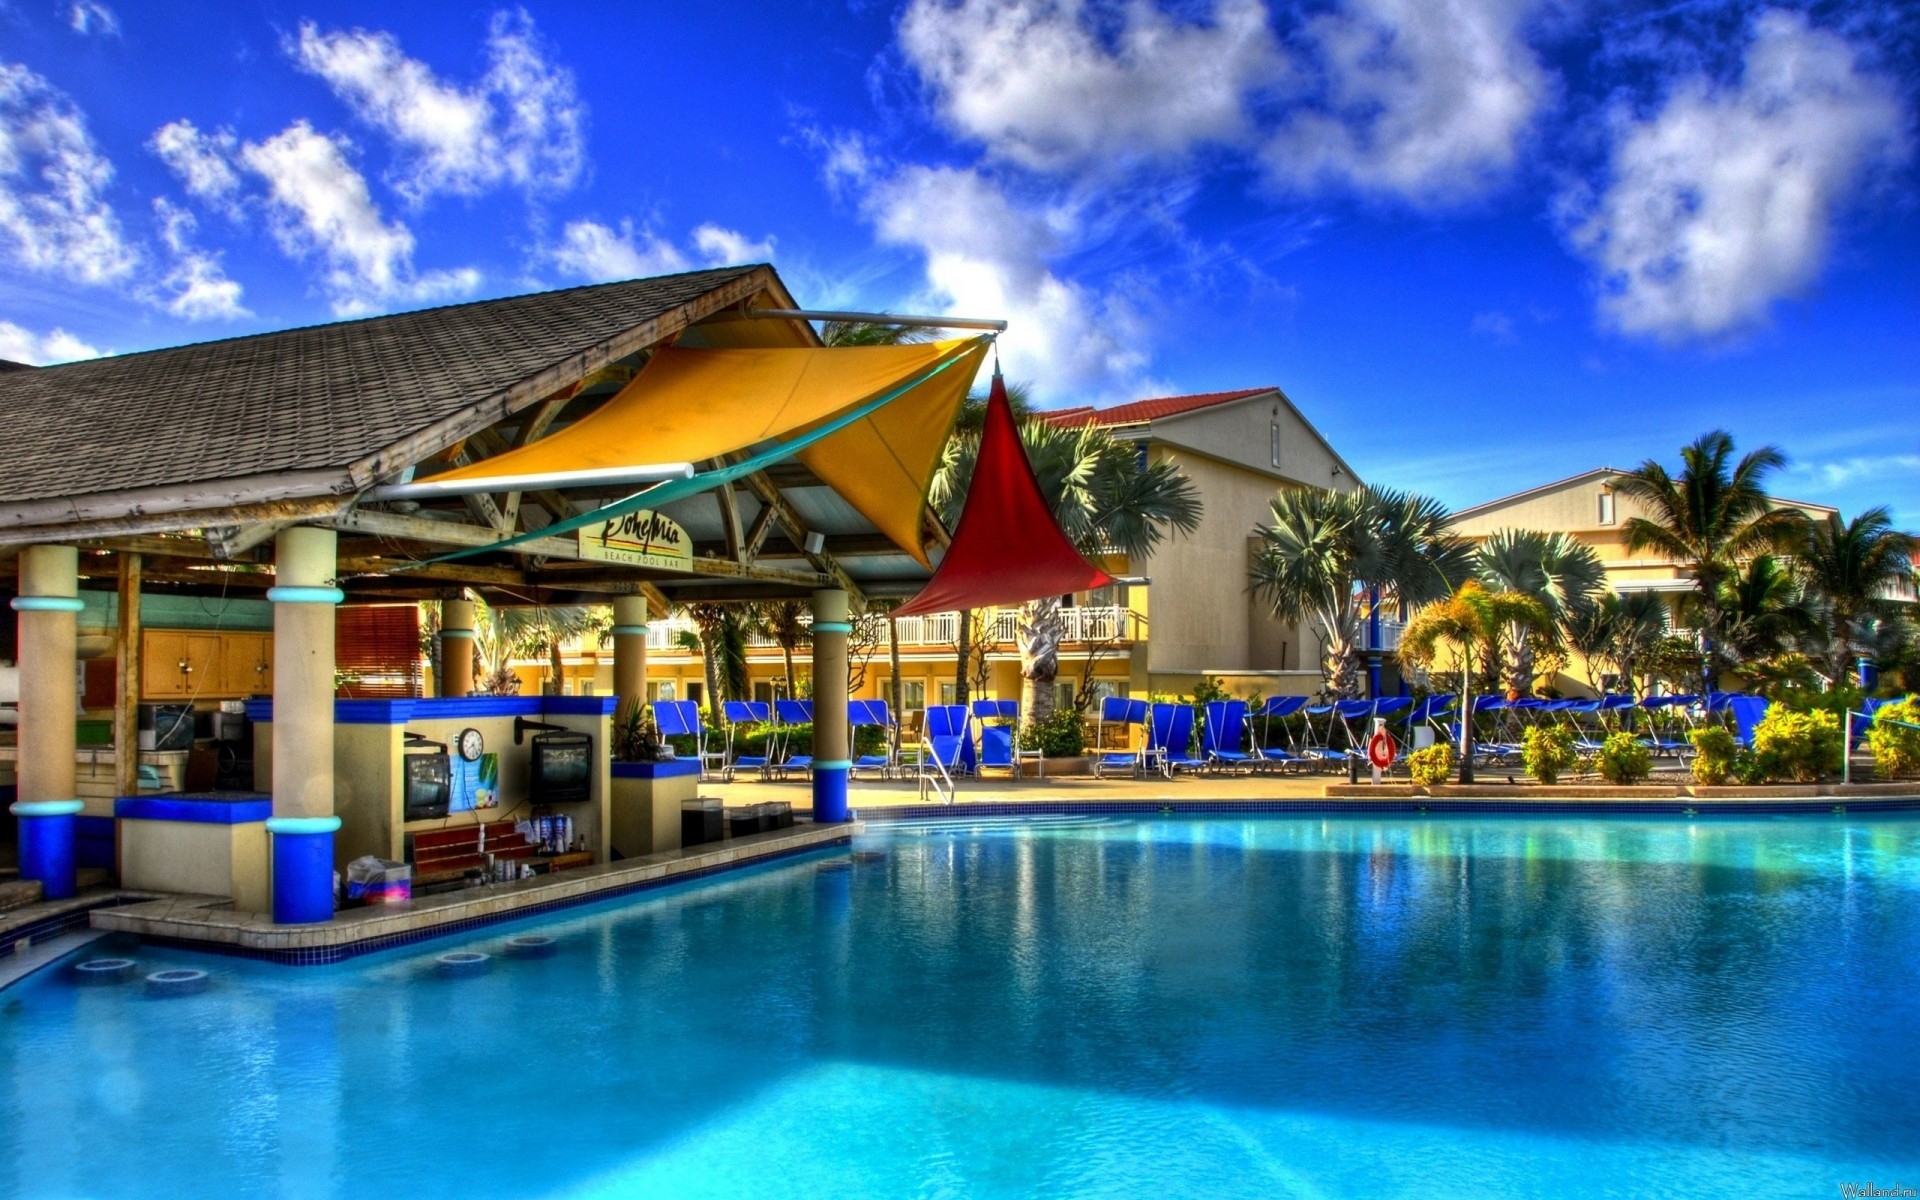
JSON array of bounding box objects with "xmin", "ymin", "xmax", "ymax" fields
[{"xmin": 1036, "ymin": 387, "xmax": 1273, "ymax": 428}]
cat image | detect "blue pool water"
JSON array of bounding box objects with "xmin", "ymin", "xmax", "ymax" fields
[{"xmin": 4, "ymin": 814, "xmax": 1919, "ymax": 1198}]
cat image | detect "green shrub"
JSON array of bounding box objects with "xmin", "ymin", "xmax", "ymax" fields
[
  {"xmin": 1018, "ymin": 709, "xmax": 1086, "ymax": 757},
  {"xmin": 1867, "ymin": 695, "xmax": 1920, "ymax": 779},
  {"xmin": 1688, "ymin": 727, "xmax": 1740, "ymax": 786},
  {"xmin": 1746, "ymin": 708, "xmax": 1845, "ymax": 783},
  {"xmin": 732, "ymin": 722, "xmax": 886, "ymax": 760},
  {"xmin": 1522, "ymin": 724, "xmax": 1577, "ymax": 784},
  {"xmin": 1596, "ymin": 732, "xmax": 1652, "ymax": 785},
  {"xmin": 1406, "ymin": 743, "xmax": 1453, "ymax": 786}
]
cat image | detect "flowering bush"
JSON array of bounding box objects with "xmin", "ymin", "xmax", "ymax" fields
[
  {"xmin": 1867, "ymin": 696, "xmax": 1920, "ymax": 779},
  {"xmin": 1522, "ymin": 724, "xmax": 1576, "ymax": 785},
  {"xmin": 1406, "ymin": 743, "xmax": 1454, "ymax": 786},
  {"xmin": 1746, "ymin": 708, "xmax": 1844, "ymax": 783},
  {"xmin": 1597, "ymin": 732, "xmax": 1652, "ymax": 785},
  {"xmin": 1688, "ymin": 727, "xmax": 1739, "ymax": 786}
]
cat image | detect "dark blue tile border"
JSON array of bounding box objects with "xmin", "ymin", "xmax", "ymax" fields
[
  {"xmin": 133, "ymin": 835, "xmax": 853, "ymax": 967},
  {"xmin": 0, "ymin": 896, "xmax": 147, "ymax": 962},
  {"xmin": 854, "ymin": 797, "xmax": 1920, "ymax": 820}
]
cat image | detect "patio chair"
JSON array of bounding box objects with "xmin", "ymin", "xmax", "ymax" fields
[
  {"xmin": 772, "ymin": 698, "xmax": 815, "ymax": 778},
  {"xmin": 971, "ymin": 698, "xmax": 1038, "ymax": 777},
  {"xmin": 1201, "ymin": 700, "xmax": 1256, "ymax": 773},
  {"xmin": 652, "ymin": 700, "xmax": 726, "ymax": 780},
  {"xmin": 1149, "ymin": 702, "xmax": 1205, "ymax": 777},
  {"xmin": 1728, "ymin": 695, "xmax": 1770, "ymax": 749},
  {"xmin": 1093, "ymin": 695, "xmax": 1149, "ymax": 778},
  {"xmin": 1252, "ymin": 696, "xmax": 1311, "ymax": 771},
  {"xmin": 923, "ymin": 704, "xmax": 977, "ymax": 777},
  {"xmin": 848, "ymin": 699, "xmax": 898, "ymax": 779},
  {"xmin": 720, "ymin": 700, "xmax": 773, "ymax": 781}
]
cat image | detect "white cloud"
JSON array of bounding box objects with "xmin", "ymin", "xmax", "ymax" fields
[
  {"xmin": 1796, "ymin": 454, "xmax": 1920, "ymax": 491},
  {"xmin": 898, "ymin": 0, "xmax": 1282, "ymax": 173},
  {"xmin": 548, "ymin": 219, "xmax": 688, "ymax": 282},
  {"xmin": 149, "ymin": 119, "xmax": 244, "ymax": 212},
  {"xmin": 864, "ymin": 164, "xmax": 1153, "ymax": 398},
  {"xmin": 68, "ymin": 2, "xmax": 119, "ymax": 36},
  {"xmin": 291, "ymin": 8, "xmax": 584, "ymax": 204},
  {"xmin": 0, "ymin": 62, "xmax": 137, "ymax": 285},
  {"xmin": 1568, "ymin": 11, "xmax": 1909, "ymax": 343},
  {"xmin": 0, "ymin": 320, "xmax": 102, "ymax": 364},
  {"xmin": 152, "ymin": 198, "xmax": 247, "ymax": 320},
  {"xmin": 692, "ymin": 223, "xmax": 774, "ymax": 265},
  {"xmin": 239, "ymin": 120, "xmax": 478, "ymax": 315},
  {"xmin": 1470, "ymin": 309, "xmax": 1517, "ymax": 343},
  {"xmin": 1263, "ymin": 0, "xmax": 1552, "ymax": 206}
]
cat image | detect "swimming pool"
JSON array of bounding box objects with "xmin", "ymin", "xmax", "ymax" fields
[{"xmin": 3, "ymin": 814, "xmax": 1917, "ymax": 1198}]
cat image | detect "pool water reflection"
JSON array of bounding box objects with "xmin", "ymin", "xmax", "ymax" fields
[{"xmin": 2, "ymin": 814, "xmax": 1916, "ymax": 1198}]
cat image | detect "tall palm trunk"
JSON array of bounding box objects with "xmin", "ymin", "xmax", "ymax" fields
[
  {"xmin": 953, "ymin": 609, "xmax": 973, "ymax": 706},
  {"xmin": 1020, "ymin": 596, "xmax": 1065, "ymax": 722},
  {"xmin": 780, "ymin": 644, "xmax": 796, "ymax": 699},
  {"xmin": 698, "ymin": 635, "xmax": 722, "ymax": 727},
  {"xmin": 548, "ymin": 637, "xmax": 565, "ymax": 694}
]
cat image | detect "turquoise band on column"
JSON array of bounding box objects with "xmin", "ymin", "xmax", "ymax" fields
[
  {"xmin": 611, "ymin": 624, "xmax": 650, "ymax": 635},
  {"xmin": 812, "ymin": 622, "xmax": 853, "ymax": 634},
  {"xmin": 9, "ymin": 596, "xmax": 85, "ymax": 612},
  {"xmin": 266, "ymin": 815, "xmax": 343, "ymax": 835},
  {"xmin": 439, "ymin": 628, "xmax": 476, "ymax": 639},
  {"xmin": 266, "ymin": 586, "xmax": 345, "ymax": 604},
  {"xmin": 812, "ymin": 760, "xmax": 853, "ymax": 770},
  {"xmin": 10, "ymin": 799, "xmax": 85, "ymax": 817}
]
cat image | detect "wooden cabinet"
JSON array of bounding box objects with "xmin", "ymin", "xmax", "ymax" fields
[
  {"xmin": 220, "ymin": 633, "xmax": 273, "ymax": 697},
  {"xmin": 141, "ymin": 630, "xmax": 273, "ymax": 700}
]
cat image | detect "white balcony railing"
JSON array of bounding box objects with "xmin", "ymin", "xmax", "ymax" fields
[
  {"xmin": 1363, "ymin": 618, "xmax": 1404, "ymax": 653},
  {"xmin": 639, "ymin": 605, "xmax": 1138, "ymax": 654}
]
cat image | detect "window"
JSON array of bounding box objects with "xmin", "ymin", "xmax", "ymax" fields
[
  {"xmin": 1087, "ymin": 584, "xmax": 1121, "ymax": 608},
  {"xmin": 1598, "ymin": 489, "xmax": 1616, "ymax": 525},
  {"xmin": 1087, "ymin": 680, "xmax": 1129, "ymax": 703},
  {"xmin": 752, "ymin": 680, "xmax": 788, "ymax": 703},
  {"xmin": 1056, "ymin": 682, "xmax": 1076, "ymax": 712},
  {"xmin": 684, "ymin": 681, "xmax": 704, "ymax": 707},
  {"xmin": 1271, "ymin": 422, "xmax": 1283, "ymax": 468},
  {"xmin": 903, "ymin": 680, "xmax": 926, "ymax": 711},
  {"xmin": 647, "ymin": 681, "xmax": 676, "ymax": 701},
  {"xmin": 938, "ymin": 682, "xmax": 956, "ymax": 706}
]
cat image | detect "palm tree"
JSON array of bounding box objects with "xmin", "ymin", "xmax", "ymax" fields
[
  {"xmin": 1612, "ymin": 431, "xmax": 1810, "ymax": 683},
  {"xmin": 1474, "ymin": 529, "xmax": 1605, "ymax": 695},
  {"xmin": 760, "ymin": 599, "xmax": 811, "ymax": 699},
  {"xmin": 931, "ymin": 415, "xmax": 1202, "ymax": 723},
  {"xmin": 491, "ymin": 604, "xmax": 605, "ymax": 694},
  {"xmin": 1249, "ymin": 486, "xmax": 1469, "ymax": 697},
  {"xmin": 1400, "ymin": 582, "xmax": 1551, "ymax": 782},
  {"xmin": 679, "ymin": 603, "xmax": 750, "ymax": 727},
  {"xmin": 819, "ymin": 319, "xmax": 936, "ymax": 347},
  {"xmin": 1716, "ymin": 555, "xmax": 1818, "ymax": 667},
  {"xmin": 1796, "ymin": 507, "xmax": 1918, "ymax": 683},
  {"xmin": 1562, "ymin": 591, "xmax": 1670, "ymax": 696}
]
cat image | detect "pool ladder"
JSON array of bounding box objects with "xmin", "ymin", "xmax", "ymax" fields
[{"xmin": 916, "ymin": 736, "xmax": 956, "ymax": 805}]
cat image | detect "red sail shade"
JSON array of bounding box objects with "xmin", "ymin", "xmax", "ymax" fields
[{"xmin": 895, "ymin": 372, "xmax": 1113, "ymax": 617}]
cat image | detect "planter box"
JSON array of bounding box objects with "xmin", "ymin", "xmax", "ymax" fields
[
  {"xmin": 1423, "ymin": 784, "xmax": 1687, "ymax": 799},
  {"xmin": 1322, "ymin": 784, "xmax": 1421, "ymax": 798},
  {"xmin": 1036, "ymin": 755, "xmax": 1091, "ymax": 777},
  {"xmin": 1824, "ymin": 781, "xmax": 1920, "ymax": 796},
  {"xmin": 1687, "ymin": 784, "xmax": 1823, "ymax": 798}
]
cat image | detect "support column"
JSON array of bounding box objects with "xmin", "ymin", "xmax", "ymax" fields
[
  {"xmin": 266, "ymin": 526, "xmax": 341, "ymax": 924},
  {"xmin": 810, "ymin": 588, "xmax": 851, "ymax": 823},
  {"xmin": 611, "ymin": 594, "xmax": 649, "ymax": 716},
  {"xmin": 439, "ymin": 597, "xmax": 475, "ymax": 698},
  {"xmin": 114, "ymin": 553, "xmax": 142, "ymax": 801},
  {"xmin": 10, "ymin": 545, "xmax": 84, "ymax": 899}
]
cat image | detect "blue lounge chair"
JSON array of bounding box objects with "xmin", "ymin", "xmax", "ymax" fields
[
  {"xmin": 721, "ymin": 700, "xmax": 772, "ymax": 781},
  {"xmin": 1149, "ymin": 703, "xmax": 1205, "ymax": 777},
  {"xmin": 773, "ymin": 698, "xmax": 815, "ymax": 778},
  {"xmin": 848, "ymin": 699, "xmax": 897, "ymax": 779},
  {"xmin": 1729, "ymin": 695, "xmax": 1770, "ymax": 749},
  {"xmin": 923, "ymin": 704, "xmax": 976, "ymax": 777},
  {"xmin": 1202, "ymin": 700, "xmax": 1256, "ymax": 773},
  {"xmin": 652, "ymin": 700, "xmax": 725, "ymax": 780},
  {"xmin": 1093, "ymin": 696, "xmax": 1149, "ymax": 777},
  {"xmin": 971, "ymin": 698, "xmax": 1034, "ymax": 776},
  {"xmin": 1252, "ymin": 696, "xmax": 1310, "ymax": 771}
]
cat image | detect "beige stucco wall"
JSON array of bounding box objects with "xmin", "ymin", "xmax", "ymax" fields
[{"xmin": 120, "ymin": 818, "xmax": 270, "ymax": 912}]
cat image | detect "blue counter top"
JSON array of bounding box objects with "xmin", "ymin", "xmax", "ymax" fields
[
  {"xmin": 612, "ymin": 760, "xmax": 701, "ymax": 780},
  {"xmin": 115, "ymin": 793, "xmax": 273, "ymax": 824}
]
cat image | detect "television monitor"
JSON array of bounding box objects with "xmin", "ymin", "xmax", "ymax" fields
[
  {"xmin": 531, "ymin": 733, "xmax": 592, "ymax": 805},
  {"xmin": 403, "ymin": 751, "xmax": 450, "ymax": 821}
]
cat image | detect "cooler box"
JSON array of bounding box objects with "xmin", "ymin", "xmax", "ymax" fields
[
  {"xmin": 682, "ymin": 799, "xmax": 723, "ymax": 847},
  {"xmin": 346, "ymin": 856, "xmax": 413, "ymax": 904}
]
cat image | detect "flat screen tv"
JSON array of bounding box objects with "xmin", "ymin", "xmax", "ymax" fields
[
  {"xmin": 531, "ymin": 733, "xmax": 592, "ymax": 805},
  {"xmin": 403, "ymin": 751, "xmax": 450, "ymax": 821}
]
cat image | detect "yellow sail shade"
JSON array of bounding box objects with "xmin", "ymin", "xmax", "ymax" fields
[{"xmin": 424, "ymin": 338, "xmax": 989, "ymax": 564}]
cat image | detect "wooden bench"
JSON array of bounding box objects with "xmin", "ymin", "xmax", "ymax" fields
[{"xmin": 406, "ymin": 821, "xmax": 543, "ymax": 887}]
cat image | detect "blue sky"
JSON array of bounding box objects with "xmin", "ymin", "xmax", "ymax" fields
[{"xmin": 1, "ymin": 0, "xmax": 1915, "ymax": 523}]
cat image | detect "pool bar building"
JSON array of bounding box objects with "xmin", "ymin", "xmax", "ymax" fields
[{"xmin": 0, "ymin": 263, "xmax": 999, "ymax": 927}]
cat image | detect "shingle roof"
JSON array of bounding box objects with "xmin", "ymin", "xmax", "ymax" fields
[
  {"xmin": 0, "ymin": 265, "xmax": 759, "ymax": 506},
  {"xmin": 1037, "ymin": 387, "xmax": 1272, "ymax": 428}
]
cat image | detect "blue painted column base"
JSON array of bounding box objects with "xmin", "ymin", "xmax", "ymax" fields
[
  {"xmin": 268, "ymin": 817, "xmax": 341, "ymax": 924},
  {"xmin": 811, "ymin": 764, "xmax": 851, "ymax": 824},
  {"xmin": 12, "ymin": 800, "xmax": 84, "ymax": 899}
]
